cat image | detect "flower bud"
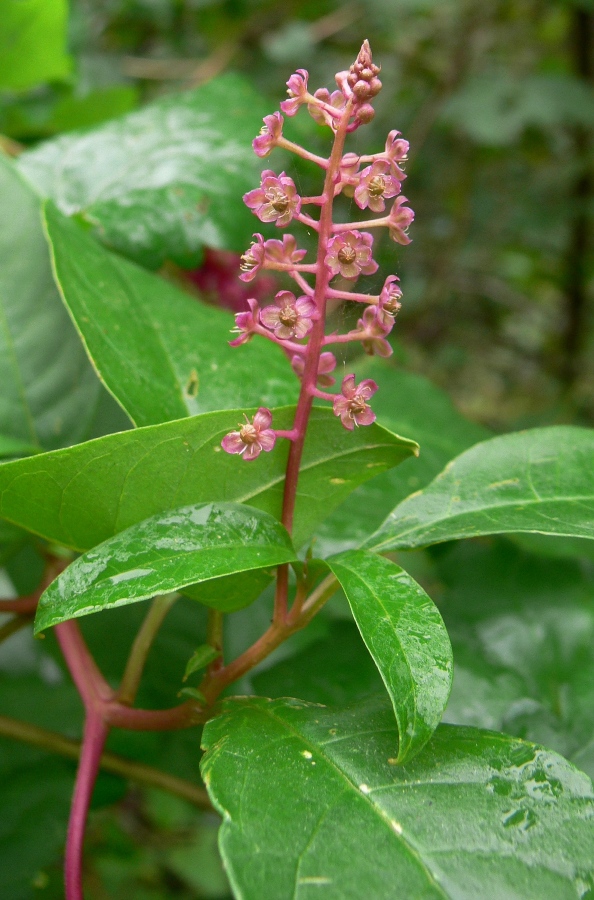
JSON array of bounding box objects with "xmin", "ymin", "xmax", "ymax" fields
[{"xmin": 356, "ymin": 104, "xmax": 375, "ymax": 124}]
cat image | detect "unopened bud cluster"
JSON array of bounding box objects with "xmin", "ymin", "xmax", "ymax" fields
[{"xmin": 222, "ymin": 41, "xmax": 413, "ymax": 460}]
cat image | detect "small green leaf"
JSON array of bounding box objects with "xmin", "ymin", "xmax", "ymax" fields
[
  {"xmin": 326, "ymin": 550, "xmax": 453, "ymax": 762},
  {"xmin": 0, "ymin": 156, "xmax": 100, "ymax": 450},
  {"xmin": 18, "ymin": 74, "xmax": 271, "ymax": 266},
  {"xmin": 0, "ymin": 0, "xmax": 71, "ymax": 92},
  {"xmin": 178, "ymin": 687, "xmax": 207, "ymax": 703},
  {"xmin": 34, "ymin": 502, "xmax": 297, "ymax": 631},
  {"xmin": 44, "ymin": 203, "xmax": 298, "ymax": 427},
  {"xmin": 201, "ymin": 696, "xmax": 594, "ymax": 900},
  {"xmin": 0, "ymin": 406, "xmax": 418, "ymax": 552},
  {"xmin": 183, "ymin": 645, "xmax": 221, "ymax": 681},
  {"xmin": 367, "ymin": 426, "xmax": 594, "ymax": 552}
]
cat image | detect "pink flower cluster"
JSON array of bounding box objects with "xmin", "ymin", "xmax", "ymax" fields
[{"xmin": 221, "ymin": 41, "xmax": 414, "ymax": 460}]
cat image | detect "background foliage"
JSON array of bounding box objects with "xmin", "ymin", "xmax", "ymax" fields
[{"xmin": 2, "ymin": 1, "xmax": 594, "ymax": 897}]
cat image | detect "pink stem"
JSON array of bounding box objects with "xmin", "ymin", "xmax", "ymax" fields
[
  {"xmin": 326, "ymin": 287, "xmax": 378, "ymax": 303},
  {"xmin": 55, "ymin": 621, "xmax": 203, "ymax": 899},
  {"xmin": 55, "ymin": 621, "xmax": 112, "ymax": 706},
  {"xmin": 310, "ymin": 387, "xmax": 336, "ymax": 402},
  {"xmin": 289, "ymin": 271, "xmax": 314, "ymax": 294},
  {"xmin": 253, "ymin": 325, "xmax": 304, "ymax": 354},
  {"xmin": 323, "ymin": 330, "xmax": 366, "ymax": 345},
  {"xmin": 332, "ymin": 216, "xmax": 389, "ymax": 232},
  {"xmin": 63, "ymin": 710, "xmax": 108, "ymax": 900},
  {"xmin": 296, "ymin": 212, "xmax": 319, "ymax": 231},
  {"xmin": 277, "ymin": 137, "xmax": 328, "ymax": 168}
]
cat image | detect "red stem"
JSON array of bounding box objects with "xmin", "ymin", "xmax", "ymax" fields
[{"xmin": 63, "ymin": 710, "xmax": 108, "ymax": 900}]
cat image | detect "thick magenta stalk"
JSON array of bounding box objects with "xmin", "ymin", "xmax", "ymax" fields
[
  {"xmin": 272, "ymin": 103, "xmax": 353, "ymax": 622},
  {"xmin": 63, "ymin": 711, "xmax": 107, "ymax": 900}
]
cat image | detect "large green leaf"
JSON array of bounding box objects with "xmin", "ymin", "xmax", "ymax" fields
[
  {"xmin": 202, "ymin": 696, "xmax": 594, "ymax": 900},
  {"xmin": 35, "ymin": 502, "xmax": 296, "ymax": 631},
  {"xmin": 326, "ymin": 550, "xmax": 452, "ymax": 762},
  {"xmin": 0, "ymin": 0, "xmax": 71, "ymax": 92},
  {"xmin": 0, "ymin": 156, "xmax": 100, "ymax": 450},
  {"xmin": 0, "ymin": 406, "xmax": 418, "ymax": 551},
  {"xmin": 315, "ymin": 362, "xmax": 488, "ymax": 553},
  {"xmin": 43, "ymin": 202, "xmax": 297, "ymax": 427},
  {"xmin": 367, "ymin": 426, "xmax": 594, "ymax": 552},
  {"xmin": 18, "ymin": 74, "xmax": 270, "ymax": 267}
]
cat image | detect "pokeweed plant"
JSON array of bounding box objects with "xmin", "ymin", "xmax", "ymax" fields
[{"xmin": 1, "ymin": 39, "xmax": 594, "ymax": 900}]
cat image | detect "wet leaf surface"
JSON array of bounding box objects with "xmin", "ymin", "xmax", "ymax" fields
[
  {"xmin": 44, "ymin": 204, "xmax": 298, "ymax": 427},
  {"xmin": 202, "ymin": 695, "xmax": 594, "ymax": 900},
  {"xmin": 367, "ymin": 427, "xmax": 594, "ymax": 551},
  {"xmin": 35, "ymin": 502, "xmax": 296, "ymax": 630},
  {"xmin": 326, "ymin": 550, "xmax": 453, "ymax": 762},
  {"xmin": 18, "ymin": 74, "xmax": 269, "ymax": 267},
  {"xmin": 0, "ymin": 406, "xmax": 417, "ymax": 552}
]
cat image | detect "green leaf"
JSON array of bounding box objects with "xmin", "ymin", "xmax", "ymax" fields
[
  {"xmin": 316, "ymin": 362, "xmax": 488, "ymax": 552},
  {"xmin": 202, "ymin": 696, "xmax": 594, "ymax": 900},
  {"xmin": 43, "ymin": 202, "xmax": 297, "ymax": 426},
  {"xmin": 326, "ymin": 550, "xmax": 453, "ymax": 762},
  {"xmin": 183, "ymin": 645, "xmax": 221, "ymax": 681},
  {"xmin": 35, "ymin": 502, "xmax": 297, "ymax": 631},
  {"xmin": 0, "ymin": 0, "xmax": 71, "ymax": 92},
  {"xmin": 18, "ymin": 74, "xmax": 271, "ymax": 267},
  {"xmin": 0, "ymin": 156, "xmax": 100, "ymax": 450},
  {"xmin": 0, "ymin": 406, "xmax": 418, "ymax": 551},
  {"xmin": 367, "ymin": 426, "xmax": 594, "ymax": 552}
]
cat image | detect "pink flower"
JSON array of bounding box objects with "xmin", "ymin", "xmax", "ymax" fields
[
  {"xmin": 308, "ymin": 89, "xmax": 346, "ymax": 130},
  {"xmin": 253, "ymin": 112, "xmax": 284, "ymax": 158},
  {"xmin": 291, "ymin": 351, "xmax": 336, "ymax": 387},
  {"xmin": 244, "ymin": 171, "xmax": 301, "ymax": 228},
  {"xmin": 229, "ymin": 297, "xmax": 259, "ymax": 346},
  {"xmin": 221, "ymin": 408, "xmax": 276, "ymax": 461},
  {"xmin": 325, "ymin": 230, "xmax": 378, "ymax": 280},
  {"xmin": 358, "ymin": 306, "xmax": 393, "ymax": 358},
  {"xmin": 264, "ymin": 233, "xmax": 307, "ymax": 266},
  {"xmin": 280, "ymin": 69, "xmax": 309, "ymax": 116},
  {"xmin": 384, "ymin": 131, "xmax": 409, "ymax": 180},
  {"xmin": 378, "ymin": 275, "xmax": 402, "ymax": 326},
  {"xmin": 387, "ymin": 196, "xmax": 414, "ymax": 245},
  {"xmin": 239, "ymin": 233, "xmax": 307, "ymax": 282},
  {"xmin": 333, "ymin": 375, "xmax": 378, "ymax": 431},
  {"xmin": 239, "ymin": 234, "xmax": 267, "ymax": 282},
  {"xmin": 354, "ymin": 160, "xmax": 402, "ymax": 213},
  {"xmin": 260, "ymin": 290, "xmax": 316, "ymax": 340}
]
